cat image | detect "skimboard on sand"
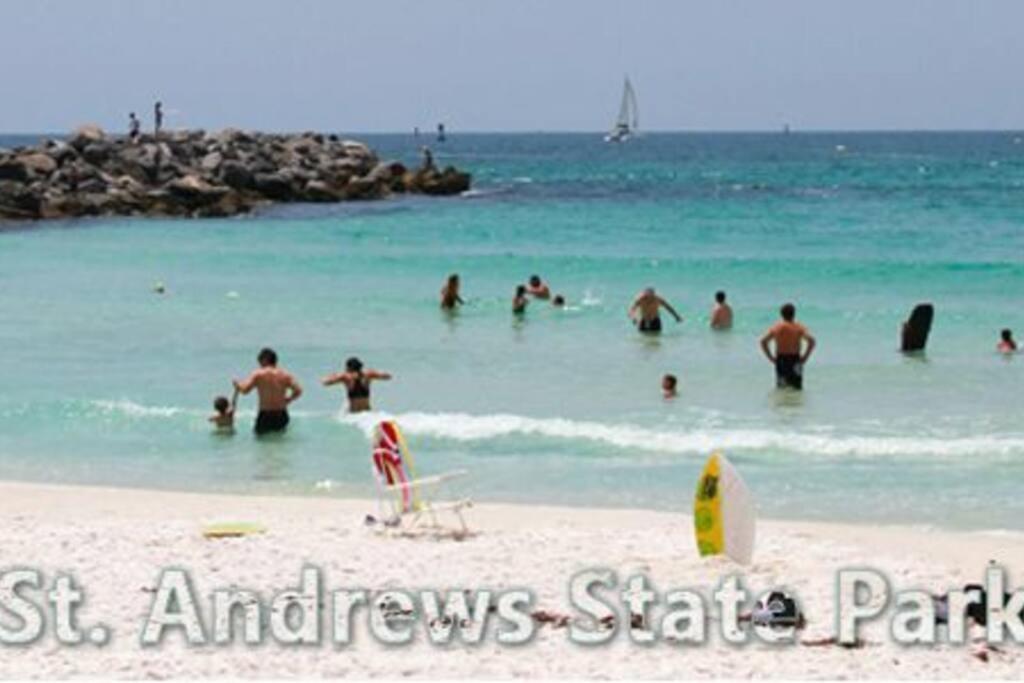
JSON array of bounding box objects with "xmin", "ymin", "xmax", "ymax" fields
[
  {"xmin": 901, "ymin": 303, "xmax": 934, "ymax": 353},
  {"xmin": 693, "ymin": 452, "xmax": 756, "ymax": 565},
  {"xmin": 202, "ymin": 522, "xmax": 267, "ymax": 539}
]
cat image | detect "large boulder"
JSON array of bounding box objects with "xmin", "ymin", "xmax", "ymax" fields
[
  {"xmin": 253, "ymin": 171, "xmax": 297, "ymax": 201},
  {"xmin": 0, "ymin": 158, "xmax": 30, "ymax": 182},
  {"xmin": 412, "ymin": 166, "xmax": 471, "ymax": 195},
  {"xmin": 81, "ymin": 142, "xmax": 113, "ymax": 166},
  {"xmin": 302, "ymin": 179, "xmax": 341, "ymax": 202},
  {"xmin": 17, "ymin": 153, "xmax": 58, "ymax": 177},
  {"xmin": 343, "ymin": 176, "xmax": 387, "ymax": 200},
  {"xmin": 218, "ymin": 160, "xmax": 255, "ymax": 190},
  {"xmin": 68, "ymin": 124, "xmax": 106, "ymax": 152},
  {"xmin": 166, "ymin": 174, "xmax": 231, "ymax": 208},
  {"xmin": 200, "ymin": 151, "xmax": 223, "ymax": 172}
]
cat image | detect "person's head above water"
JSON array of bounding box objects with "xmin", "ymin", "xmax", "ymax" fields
[
  {"xmin": 257, "ymin": 347, "xmax": 278, "ymax": 367},
  {"xmin": 213, "ymin": 396, "xmax": 230, "ymax": 414},
  {"xmin": 516, "ymin": 285, "xmax": 527, "ymax": 297},
  {"xmin": 662, "ymin": 374, "xmax": 678, "ymax": 395},
  {"xmin": 780, "ymin": 303, "xmax": 796, "ymax": 321},
  {"xmin": 552, "ymin": 294, "xmax": 566, "ymax": 307},
  {"xmin": 644, "ymin": 287, "xmax": 656, "ymax": 296},
  {"xmin": 346, "ymin": 356, "xmax": 364, "ymax": 373},
  {"xmin": 716, "ymin": 290, "xmax": 727, "ymax": 304},
  {"xmin": 529, "ymin": 275, "xmax": 542, "ymax": 287},
  {"xmin": 1002, "ymin": 329, "xmax": 1014, "ymax": 342},
  {"xmin": 447, "ymin": 273, "xmax": 459, "ymax": 287}
]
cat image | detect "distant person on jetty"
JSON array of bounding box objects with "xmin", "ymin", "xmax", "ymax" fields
[
  {"xmin": 526, "ymin": 275, "xmax": 551, "ymax": 299},
  {"xmin": 513, "ymin": 285, "xmax": 529, "ymax": 315},
  {"xmin": 154, "ymin": 101, "xmax": 163, "ymax": 137},
  {"xmin": 420, "ymin": 146, "xmax": 435, "ymax": 171},
  {"xmin": 628, "ymin": 287, "xmax": 682, "ymax": 334},
  {"xmin": 208, "ymin": 389, "xmax": 239, "ymax": 433},
  {"xmin": 322, "ymin": 357, "xmax": 392, "ymax": 413},
  {"xmin": 662, "ymin": 373, "xmax": 679, "ymax": 399},
  {"xmin": 760, "ymin": 303, "xmax": 816, "ymax": 390},
  {"xmin": 998, "ymin": 329, "xmax": 1018, "ymax": 354},
  {"xmin": 233, "ymin": 347, "xmax": 303, "ymax": 435},
  {"xmin": 710, "ymin": 290, "xmax": 733, "ymax": 330},
  {"xmin": 440, "ymin": 273, "xmax": 464, "ymax": 310},
  {"xmin": 128, "ymin": 112, "xmax": 141, "ymax": 143}
]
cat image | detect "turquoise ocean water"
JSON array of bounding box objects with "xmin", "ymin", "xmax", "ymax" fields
[{"xmin": 1, "ymin": 131, "xmax": 1022, "ymax": 530}]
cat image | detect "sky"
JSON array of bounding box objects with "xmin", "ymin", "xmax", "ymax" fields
[{"xmin": 1, "ymin": 0, "xmax": 1022, "ymax": 133}]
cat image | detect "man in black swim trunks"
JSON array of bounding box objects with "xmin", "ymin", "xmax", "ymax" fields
[
  {"xmin": 628, "ymin": 287, "xmax": 683, "ymax": 333},
  {"xmin": 760, "ymin": 303, "xmax": 816, "ymax": 390},
  {"xmin": 233, "ymin": 347, "xmax": 303, "ymax": 435}
]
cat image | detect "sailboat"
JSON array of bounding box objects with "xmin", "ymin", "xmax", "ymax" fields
[{"xmin": 605, "ymin": 77, "xmax": 638, "ymax": 143}]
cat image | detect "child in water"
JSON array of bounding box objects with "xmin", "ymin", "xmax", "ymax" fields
[
  {"xmin": 209, "ymin": 389, "xmax": 239, "ymax": 433},
  {"xmin": 662, "ymin": 374, "xmax": 679, "ymax": 399},
  {"xmin": 512, "ymin": 285, "xmax": 529, "ymax": 315},
  {"xmin": 998, "ymin": 329, "xmax": 1018, "ymax": 354}
]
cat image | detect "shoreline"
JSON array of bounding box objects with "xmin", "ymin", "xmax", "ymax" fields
[
  {"xmin": 2, "ymin": 474, "xmax": 1023, "ymax": 539},
  {"xmin": 1, "ymin": 479, "xmax": 1021, "ymax": 678}
]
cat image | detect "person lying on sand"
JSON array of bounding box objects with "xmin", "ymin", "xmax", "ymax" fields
[
  {"xmin": 322, "ymin": 356, "xmax": 392, "ymax": 413},
  {"xmin": 760, "ymin": 303, "xmax": 816, "ymax": 390},
  {"xmin": 526, "ymin": 274, "xmax": 551, "ymax": 299},
  {"xmin": 628, "ymin": 287, "xmax": 682, "ymax": 334},
  {"xmin": 440, "ymin": 273, "xmax": 464, "ymax": 310},
  {"xmin": 208, "ymin": 389, "xmax": 239, "ymax": 433},
  {"xmin": 233, "ymin": 347, "xmax": 302, "ymax": 436}
]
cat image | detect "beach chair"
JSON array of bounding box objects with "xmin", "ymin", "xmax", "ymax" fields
[{"xmin": 370, "ymin": 420, "xmax": 471, "ymax": 535}]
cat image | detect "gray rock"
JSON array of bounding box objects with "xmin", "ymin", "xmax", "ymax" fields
[{"xmin": 219, "ymin": 161, "xmax": 255, "ymax": 190}]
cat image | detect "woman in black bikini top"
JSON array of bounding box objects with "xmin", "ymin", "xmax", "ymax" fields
[{"xmin": 322, "ymin": 357, "xmax": 393, "ymax": 413}]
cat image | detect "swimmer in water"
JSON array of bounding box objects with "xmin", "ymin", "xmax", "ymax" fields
[
  {"xmin": 628, "ymin": 287, "xmax": 682, "ymax": 334},
  {"xmin": 209, "ymin": 389, "xmax": 239, "ymax": 432},
  {"xmin": 526, "ymin": 275, "xmax": 551, "ymax": 299},
  {"xmin": 440, "ymin": 273, "xmax": 464, "ymax": 310},
  {"xmin": 552, "ymin": 294, "xmax": 566, "ymax": 307},
  {"xmin": 710, "ymin": 290, "xmax": 733, "ymax": 330},
  {"xmin": 513, "ymin": 285, "xmax": 529, "ymax": 315},
  {"xmin": 322, "ymin": 357, "xmax": 392, "ymax": 413},
  {"xmin": 998, "ymin": 329, "xmax": 1018, "ymax": 354},
  {"xmin": 662, "ymin": 374, "xmax": 678, "ymax": 399}
]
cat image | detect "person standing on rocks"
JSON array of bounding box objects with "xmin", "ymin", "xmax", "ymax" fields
[
  {"xmin": 421, "ymin": 146, "xmax": 435, "ymax": 171},
  {"xmin": 128, "ymin": 112, "xmax": 141, "ymax": 143},
  {"xmin": 154, "ymin": 101, "xmax": 164, "ymax": 137}
]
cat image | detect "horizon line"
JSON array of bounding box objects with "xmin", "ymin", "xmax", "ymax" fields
[{"xmin": 2, "ymin": 127, "xmax": 1024, "ymax": 138}]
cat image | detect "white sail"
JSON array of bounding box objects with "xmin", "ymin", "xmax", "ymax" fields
[{"xmin": 605, "ymin": 76, "xmax": 638, "ymax": 143}]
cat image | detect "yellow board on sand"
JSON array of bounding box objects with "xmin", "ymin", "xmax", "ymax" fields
[
  {"xmin": 693, "ymin": 451, "xmax": 756, "ymax": 565},
  {"xmin": 202, "ymin": 522, "xmax": 267, "ymax": 539}
]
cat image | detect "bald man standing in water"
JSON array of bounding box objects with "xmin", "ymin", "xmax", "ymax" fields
[
  {"xmin": 233, "ymin": 347, "xmax": 303, "ymax": 435},
  {"xmin": 760, "ymin": 303, "xmax": 816, "ymax": 390},
  {"xmin": 628, "ymin": 287, "xmax": 683, "ymax": 334}
]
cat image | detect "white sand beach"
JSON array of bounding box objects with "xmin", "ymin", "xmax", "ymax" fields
[{"xmin": 1, "ymin": 480, "xmax": 1021, "ymax": 679}]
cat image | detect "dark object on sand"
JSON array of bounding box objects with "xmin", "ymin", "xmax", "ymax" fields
[{"xmin": 901, "ymin": 303, "xmax": 934, "ymax": 353}]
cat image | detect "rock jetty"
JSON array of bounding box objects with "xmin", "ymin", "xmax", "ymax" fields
[{"xmin": 0, "ymin": 126, "xmax": 471, "ymax": 221}]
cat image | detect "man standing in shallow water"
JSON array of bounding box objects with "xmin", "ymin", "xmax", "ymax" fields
[
  {"xmin": 760, "ymin": 303, "xmax": 816, "ymax": 390},
  {"xmin": 628, "ymin": 287, "xmax": 682, "ymax": 334},
  {"xmin": 233, "ymin": 347, "xmax": 303, "ymax": 435}
]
